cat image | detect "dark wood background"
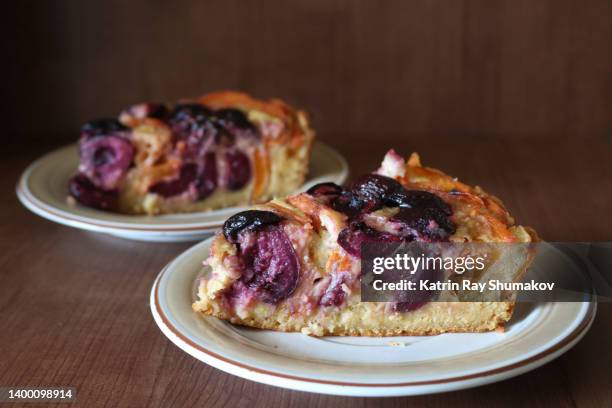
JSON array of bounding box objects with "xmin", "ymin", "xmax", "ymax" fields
[
  {"xmin": 2, "ymin": 1, "xmax": 612, "ymax": 407},
  {"xmin": 4, "ymin": 0, "xmax": 612, "ymax": 149}
]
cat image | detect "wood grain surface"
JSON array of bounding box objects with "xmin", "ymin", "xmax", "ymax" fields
[{"xmin": 1, "ymin": 139, "xmax": 611, "ymax": 407}]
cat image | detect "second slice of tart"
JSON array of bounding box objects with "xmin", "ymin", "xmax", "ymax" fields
[{"xmin": 69, "ymin": 91, "xmax": 314, "ymax": 215}]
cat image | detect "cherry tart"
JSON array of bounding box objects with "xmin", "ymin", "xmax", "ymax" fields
[
  {"xmin": 193, "ymin": 150, "xmax": 538, "ymax": 336},
  {"xmin": 69, "ymin": 91, "xmax": 314, "ymax": 215}
]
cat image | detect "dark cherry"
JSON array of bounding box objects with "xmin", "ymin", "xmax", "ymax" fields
[
  {"xmin": 306, "ymin": 182, "xmax": 344, "ymax": 201},
  {"xmin": 149, "ymin": 163, "xmax": 198, "ymax": 198},
  {"xmin": 331, "ymin": 191, "xmax": 370, "ymax": 216},
  {"xmin": 69, "ymin": 174, "xmax": 118, "ymax": 210},
  {"xmin": 194, "ymin": 152, "xmax": 218, "ymax": 199},
  {"xmin": 337, "ymin": 222, "xmax": 402, "ymax": 258},
  {"xmin": 79, "ymin": 134, "xmax": 134, "ymax": 190},
  {"xmin": 385, "ymin": 190, "xmax": 452, "ymax": 215},
  {"xmin": 168, "ymin": 105, "xmax": 258, "ymax": 159},
  {"xmin": 223, "ymin": 210, "xmax": 284, "ymax": 243},
  {"xmin": 236, "ymin": 225, "xmax": 300, "ymax": 303},
  {"xmin": 322, "ymin": 171, "xmax": 456, "ymax": 310},
  {"xmin": 215, "ymin": 108, "xmax": 256, "ymax": 130},
  {"xmin": 213, "ymin": 108, "xmax": 258, "ymax": 143},
  {"xmin": 391, "ymin": 207, "xmax": 455, "ymax": 241},
  {"xmin": 225, "ymin": 150, "xmax": 251, "ymax": 190},
  {"xmin": 169, "ymin": 103, "xmax": 213, "ymax": 125},
  {"xmin": 92, "ymin": 147, "xmax": 115, "ymax": 167},
  {"xmin": 319, "ymin": 276, "xmax": 346, "ymax": 307},
  {"xmin": 332, "ymin": 174, "xmax": 405, "ymax": 215},
  {"xmin": 351, "ymin": 174, "xmax": 404, "ymax": 201},
  {"xmin": 80, "ymin": 118, "xmax": 128, "ymax": 141},
  {"xmin": 168, "ymin": 104, "xmax": 216, "ymax": 152}
]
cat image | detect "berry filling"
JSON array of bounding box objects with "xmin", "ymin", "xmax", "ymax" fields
[
  {"xmin": 194, "ymin": 152, "xmax": 218, "ymax": 199},
  {"xmin": 224, "ymin": 150, "xmax": 251, "ymax": 190},
  {"xmin": 337, "ymin": 221, "xmax": 402, "ymax": 258},
  {"xmin": 390, "ymin": 207, "xmax": 455, "ymax": 241},
  {"xmin": 148, "ymin": 153, "xmax": 219, "ymax": 199},
  {"xmin": 215, "ymin": 108, "xmax": 258, "ymax": 140},
  {"xmin": 235, "ymin": 226, "xmax": 300, "ymax": 303},
  {"xmin": 72, "ymin": 101, "xmax": 262, "ymax": 211},
  {"xmin": 79, "ymin": 134, "xmax": 134, "ymax": 190},
  {"xmin": 168, "ymin": 104, "xmax": 217, "ymax": 158},
  {"xmin": 307, "ymin": 174, "xmax": 456, "ymax": 310},
  {"xmin": 72, "ymin": 119, "xmax": 133, "ymax": 208},
  {"xmin": 216, "ymin": 108, "xmax": 256, "ymax": 130},
  {"xmin": 222, "ymin": 211, "xmax": 299, "ymax": 304},
  {"xmin": 166, "ymin": 104, "xmax": 257, "ymax": 196},
  {"xmin": 93, "ymin": 147, "xmax": 115, "ymax": 167},
  {"xmin": 307, "ymin": 175, "xmax": 455, "ymax": 246},
  {"xmin": 319, "ymin": 273, "xmax": 349, "ymax": 307},
  {"xmin": 149, "ymin": 163, "xmax": 198, "ymax": 198},
  {"xmin": 69, "ymin": 174, "xmax": 118, "ymax": 210}
]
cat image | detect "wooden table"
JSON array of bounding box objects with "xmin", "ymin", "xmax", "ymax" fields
[{"xmin": 1, "ymin": 138, "xmax": 611, "ymax": 407}]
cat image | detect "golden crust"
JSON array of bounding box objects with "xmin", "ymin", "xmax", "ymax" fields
[
  {"xmin": 193, "ymin": 298, "xmax": 515, "ymax": 336},
  {"xmin": 194, "ymin": 151, "xmax": 538, "ymax": 336}
]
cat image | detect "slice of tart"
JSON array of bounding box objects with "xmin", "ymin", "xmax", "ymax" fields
[
  {"xmin": 68, "ymin": 91, "xmax": 314, "ymax": 215},
  {"xmin": 193, "ymin": 150, "xmax": 538, "ymax": 336}
]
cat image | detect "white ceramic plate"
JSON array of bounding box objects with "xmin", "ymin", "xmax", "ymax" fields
[
  {"xmin": 150, "ymin": 238, "xmax": 596, "ymax": 397},
  {"xmin": 17, "ymin": 142, "xmax": 348, "ymax": 242}
]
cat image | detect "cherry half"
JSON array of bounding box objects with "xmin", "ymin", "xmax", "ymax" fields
[
  {"xmin": 69, "ymin": 174, "xmax": 118, "ymax": 210},
  {"xmin": 237, "ymin": 225, "xmax": 300, "ymax": 303},
  {"xmin": 223, "ymin": 210, "xmax": 284, "ymax": 243}
]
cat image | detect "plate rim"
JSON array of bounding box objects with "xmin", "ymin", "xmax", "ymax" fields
[
  {"xmin": 150, "ymin": 238, "xmax": 597, "ymax": 396},
  {"xmin": 16, "ymin": 141, "xmax": 349, "ymax": 235}
]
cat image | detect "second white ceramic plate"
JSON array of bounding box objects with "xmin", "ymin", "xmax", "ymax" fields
[
  {"xmin": 150, "ymin": 238, "xmax": 596, "ymax": 397},
  {"xmin": 17, "ymin": 142, "xmax": 348, "ymax": 242}
]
